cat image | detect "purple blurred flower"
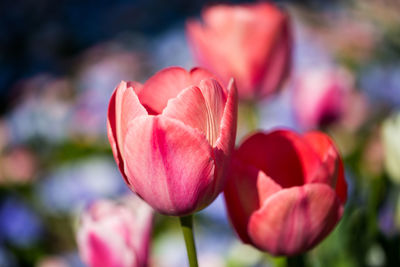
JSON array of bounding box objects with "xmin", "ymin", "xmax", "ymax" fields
[
  {"xmin": 37, "ymin": 157, "xmax": 128, "ymax": 214},
  {"xmin": 361, "ymin": 65, "xmax": 400, "ymax": 108},
  {"xmin": 0, "ymin": 197, "xmax": 42, "ymax": 247}
]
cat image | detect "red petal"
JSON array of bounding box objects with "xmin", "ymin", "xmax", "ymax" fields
[
  {"xmin": 224, "ymin": 158, "xmax": 281, "ymax": 244},
  {"xmin": 303, "ymin": 131, "xmax": 347, "ymax": 203},
  {"xmin": 236, "ymin": 130, "xmax": 325, "ymax": 188},
  {"xmin": 248, "ymin": 184, "xmax": 343, "ymax": 256}
]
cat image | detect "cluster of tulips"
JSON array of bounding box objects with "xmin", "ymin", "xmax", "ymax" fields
[{"xmin": 77, "ymin": 2, "xmax": 347, "ymax": 266}]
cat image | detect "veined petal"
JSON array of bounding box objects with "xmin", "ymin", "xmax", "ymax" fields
[
  {"xmin": 123, "ymin": 116, "xmax": 216, "ymax": 215},
  {"xmin": 162, "ymin": 78, "xmax": 226, "ymax": 146},
  {"xmin": 248, "ymin": 183, "xmax": 343, "ymax": 256},
  {"xmin": 213, "ymin": 79, "xmax": 238, "ymax": 194}
]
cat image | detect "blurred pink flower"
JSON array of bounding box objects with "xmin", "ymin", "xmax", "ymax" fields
[
  {"xmin": 0, "ymin": 147, "xmax": 37, "ymax": 184},
  {"xmin": 292, "ymin": 68, "xmax": 354, "ymax": 129},
  {"xmin": 224, "ymin": 130, "xmax": 347, "ymax": 256},
  {"xmin": 77, "ymin": 196, "xmax": 153, "ymax": 267},
  {"xmin": 107, "ymin": 67, "xmax": 237, "ymax": 216},
  {"xmin": 186, "ymin": 2, "xmax": 291, "ymax": 100}
]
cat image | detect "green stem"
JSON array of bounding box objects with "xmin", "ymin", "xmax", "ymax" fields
[{"xmin": 179, "ymin": 215, "xmax": 199, "ymax": 267}]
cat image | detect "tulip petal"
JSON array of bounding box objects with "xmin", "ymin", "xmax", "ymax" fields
[
  {"xmin": 199, "ymin": 79, "xmax": 226, "ymax": 146},
  {"xmin": 138, "ymin": 67, "xmax": 216, "ymax": 114},
  {"xmin": 236, "ymin": 130, "xmax": 326, "ymax": 188},
  {"xmin": 162, "ymin": 86, "xmax": 209, "ymax": 139},
  {"xmin": 259, "ymin": 14, "xmax": 291, "ymax": 97},
  {"xmin": 107, "ymin": 81, "xmax": 147, "ymax": 185},
  {"xmin": 187, "ymin": 3, "xmax": 290, "ymax": 99},
  {"xmin": 123, "ymin": 116, "xmax": 216, "ymax": 215},
  {"xmin": 303, "ymin": 131, "xmax": 347, "ymax": 203},
  {"xmin": 162, "ymin": 79, "xmax": 226, "ymax": 146},
  {"xmin": 213, "ymin": 79, "xmax": 238, "ymax": 192},
  {"xmin": 248, "ymin": 183, "xmax": 343, "ymax": 256},
  {"xmin": 224, "ymin": 159, "xmax": 281, "ymax": 243}
]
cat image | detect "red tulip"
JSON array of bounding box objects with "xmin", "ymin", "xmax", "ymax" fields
[
  {"xmin": 186, "ymin": 2, "xmax": 291, "ymax": 100},
  {"xmin": 77, "ymin": 196, "xmax": 153, "ymax": 267},
  {"xmin": 107, "ymin": 67, "xmax": 237, "ymax": 216},
  {"xmin": 224, "ymin": 130, "xmax": 347, "ymax": 256}
]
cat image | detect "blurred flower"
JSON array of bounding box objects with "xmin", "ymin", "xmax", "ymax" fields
[
  {"xmin": 72, "ymin": 44, "xmax": 146, "ymax": 138},
  {"xmin": 361, "ymin": 65, "xmax": 400, "ymax": 109},
  {"xmin": 0, "ymin": 197, "xmax": 42, "ymax": 247},
  {"xmin": 378, "ymin": 194, "xmax": 398, "ymax": 238},
  {"xmin": 224, "ymin": 130, "xmax": 347, "ymax": 256},
  {"xmin": 186, "ymin": 2, "xmax": 291, "ymax": 100},
  {"xmin": 37, "ymin": 157, "xmax": 127, "ymax": 214},
  {"xmin": 0, "ymin": 146, "xmax": 37, "ymax": 184},
  {"xmin": 77, "ymin": 196, "xmax": 153, "ymax": 267},
  {"xmin": 6, "ymin": 75, "xmax": 73, "ymax": 143},
  {"xmin": 292, "ymin": 67, "xmax": 354, "ymax": 129},
  {"xmin": 381, "ymin": 112, "xmax": 400, "ymax": 184},
  {"xmin": 107, "ymin": 67, "xmax": 237, "ymax": 215}
]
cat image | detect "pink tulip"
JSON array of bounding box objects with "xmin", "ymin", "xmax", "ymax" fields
[
  {"xmin": 292, "ymin": 68, "xmax": 353, "ymax": 129},
  {"xmin": 107, "ymin": 67, "xmax": 237, "ymax": 215},
  {"xmin": 186, "ymin": 2, "xmax": 291, "ymax": 100},
  {"xmin": 224, "ymin": 130, "xmax": 347, "ymax": 256},
  {"xmin": 77, "ymin": 196, "xmax": 153, "ymax": 267}
]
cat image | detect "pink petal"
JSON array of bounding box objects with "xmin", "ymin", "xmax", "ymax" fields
[
  {"xmin": 162, "ymin": 79, "xmax": 226, "ymax": 146},
  {"xmin": 248, "ymin": 183, "xmax": 343, "ymax": 256},
  {"xmin": 235, "ymin": 130, "xmax": 326, "ymax": 188},
  {"xmin": 162, "ymin": 86, "xmax": 209, "ymax": 136},
  {"xmin": 259, "ymin": 13, "xmax": 291, "ymax": 97},
  {"xmin": 303, "ymin": 132, "xmax": 348, "ymax": 203},
  {"xmin": 123, "ymin": 116, "xmax": 216, "ymax": 215},
  {"xmin": 224, "ymin": 159, "xmax": 281, "ymax": 244},
  {"xmin": 212, "ymin": 79, "xmax": 238, "ymax": 193},
  {"xmin": 107, "ymin": 81, "xmax": 147, "ymax": 185},
  {"xmin": 138, "ymin": 67, "xmax": 216, "ymax": 114},
  {"xmin": 187, "ymin": 3, "xmax": 290, "ymax": 99}
]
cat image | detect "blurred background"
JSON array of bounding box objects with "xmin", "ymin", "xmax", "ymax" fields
[{"xmin": 1, "ymin": 0, "xmax": 400, "ymax": 266}]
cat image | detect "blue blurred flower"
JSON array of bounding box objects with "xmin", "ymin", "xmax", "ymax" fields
[
  {"xmin": 37, "ymin": 157, "xmax": 128, "ymax": 214},
  {"xmin": 360, "ymin": 64, "xmax": 400, "ymax": 109},
  {"xmin": 0, "ymin": 197, "xmax": 42, "ymax": 247}
]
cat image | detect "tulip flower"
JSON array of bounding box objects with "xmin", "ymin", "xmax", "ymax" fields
[
  {"xmin": 107, "ymin": 67, "xmax": 237, "ymax": 216},
  {"xmin": 292, "ymin": 68, "xmax": 353, "ymax": 129},
  {"xmin": 382, "ymin": 112, "xmax": 400, "ymax": 184},
  {"xmin": 186, "ymin": 2, "xmax": 291, "ymax": 100},
  {"xmin": 77, "ymin": 196, "xmax": 153, "ymax": 267},
  {"xmin": 224, "ymin": 129, "xmax": 347, "ymax": 256}
]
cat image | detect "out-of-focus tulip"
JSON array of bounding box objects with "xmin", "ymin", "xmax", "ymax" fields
[
  {"xmin": 382, "ymin": 113, "xmax": 400, "ymax": 184},
  {"xmin": 292, "ymin": 68, "xmax": 353, "ymax": 129},
  {"xmin": 77, "ymin": 196, "xmax": 153, "ymax": 267},
  {"xmin": 107, "ymin": 67, "xmax": 237, "ymax": 216},
  {"xmin": 186, "ymin": 2, "xmax": 291, "ymax": 100},
  {"xmin": 224, "ymin": 129, "xmax": 347, "ymax": 256}
]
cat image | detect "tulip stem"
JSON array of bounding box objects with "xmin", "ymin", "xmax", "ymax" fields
[{"xmin": 179, "ymin": 215, "xmax": 199, "ymax": 267}]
